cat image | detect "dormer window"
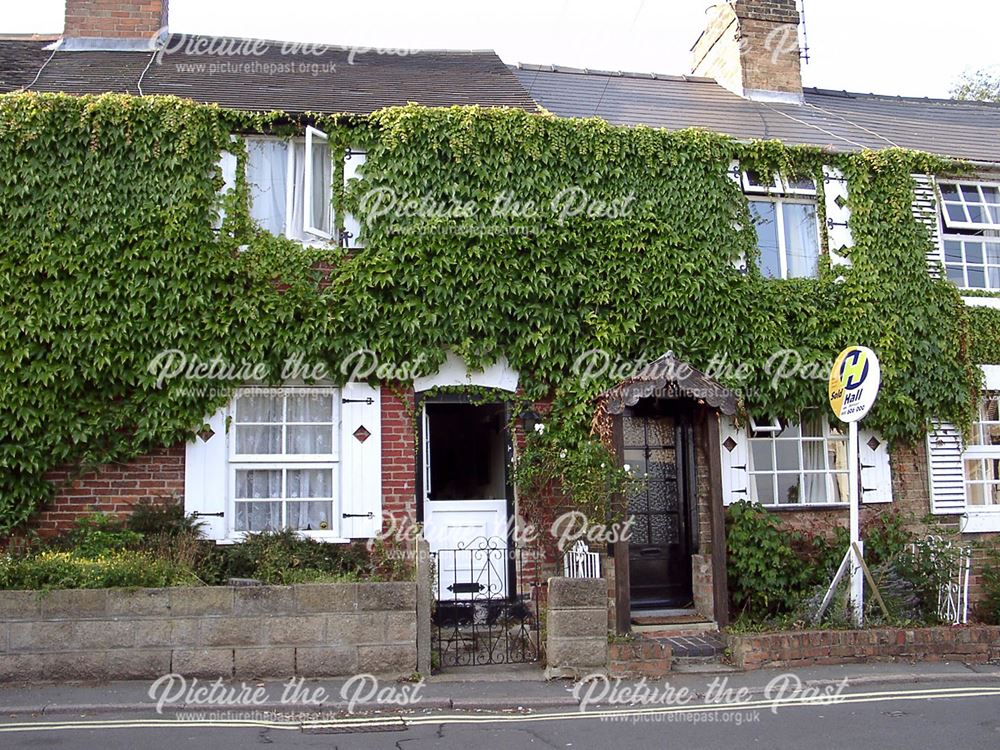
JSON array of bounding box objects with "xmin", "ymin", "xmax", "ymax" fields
[
  {"xmin": 938, "ymin": 181, "xmax": 1000, "ymax": 290},
  {"xmin": 743, "ymin": 171, "xmax": 820, "ymax": 279}
]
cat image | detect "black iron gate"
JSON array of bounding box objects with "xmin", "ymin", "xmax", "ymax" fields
[{"xmin": 431, "ymin": 537, "xmax": 541, "ymax": 668}]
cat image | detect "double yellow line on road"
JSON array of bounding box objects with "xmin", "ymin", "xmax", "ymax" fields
[{"xmin": 0, "ymin": 684, "xmax": 998, "ymax": 734}]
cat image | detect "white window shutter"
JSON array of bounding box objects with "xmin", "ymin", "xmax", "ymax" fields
[
  {"xmin": 184, "ymin": 407, "xmax": 228, "ymax": 541},
  {"xmin": 859, "ymin": 430, "xmax": 892, "ymax": 503},
  {"xmin": 927, "ymin": 421, "xmax": 967, "ymax": 514},
  {"xmin": 912, "ymin": 174, "xmax": 943, "ymax": 279},
  {"xmin": 720, "ymin": 416, "xmax": 750, "ymax": 504},
  {"xmin": 822, "ymin": 166, "xmax": 852, "ymax": 268},
  {"xmin": 343, "ymin": 148, "xmax": 366, "ymax": 249},
  {"xmin": 340, "ymin": 382, "xmax": 382, "ymax": 538}
]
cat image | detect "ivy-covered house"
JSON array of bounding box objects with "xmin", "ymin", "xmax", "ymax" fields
[{"xmin": 2, "ymin": 0, "xmax": 1000, "ymax": 637}]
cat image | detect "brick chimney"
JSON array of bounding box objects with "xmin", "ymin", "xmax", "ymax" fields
[
  {"xmin": 63, "ymin": 0, "xmax": 168, "ymax": 45},
  {"xmin": 690, "ymin": 0, "xmax": 803, "ymax": 103}
]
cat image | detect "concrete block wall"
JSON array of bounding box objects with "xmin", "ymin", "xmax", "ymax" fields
[
  {"xmin": 0, "ymin": 582, "xmax": 417, "ymax": 683},
  {"xmin": 545, "ymin": 577, "xmax": 608, "ymax": 679}
]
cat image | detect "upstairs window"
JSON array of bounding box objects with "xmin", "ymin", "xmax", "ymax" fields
[
  {"xmin": 244, "ymin": 131, "xmax": 365, "ymax": 247},
  {"xmin": 939, "ymin": 181, "xmax": 1000, "ymax": 290},
  {"xmin": 744, "ymin": 171, "xmax": 821, "ymax": 279}
]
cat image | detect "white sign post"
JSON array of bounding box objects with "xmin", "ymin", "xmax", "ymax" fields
[{"xmin": 822, "ymin": 346, "xmax": 881, "ymax": 627}]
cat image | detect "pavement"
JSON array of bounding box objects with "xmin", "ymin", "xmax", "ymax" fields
[{"xmin": 0, "ymin": 660, "xmax": 998, "ymax": 717}]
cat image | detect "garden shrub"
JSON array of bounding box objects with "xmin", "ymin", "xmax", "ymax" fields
[
  {"xmin": 726, "ymin": 500, "xmax": 810, "ymax": 620},
  {"xmin": 980, "ymin": 542, "xmax": 1000, "ymax": 625},
  {"xmin": 0, "ymin": 550, "xmax": 199, "ymax": 590},
  {"xmin": 64, "ymin": 513, "xmax": 143, "ymax": 557}
]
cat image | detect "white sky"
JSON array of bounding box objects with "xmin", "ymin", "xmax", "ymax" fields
[{"xmin": 2, "ymin": 0, "xmax": 998, "ymax": 98}]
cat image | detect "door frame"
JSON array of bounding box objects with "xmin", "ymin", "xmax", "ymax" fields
[
  {"xmin": 624, "ymin": 402, "xmax": 698, "ymax": 609},
  {"xmin": 415, "ymin": 391, "xmax": 517, "ymax": 556},
  {"xmin": 611, "ymin": 400, "xmax": 730, "ymax": 633}
]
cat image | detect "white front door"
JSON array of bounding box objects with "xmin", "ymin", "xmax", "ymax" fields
[{"xmin": 421, "ymin": 401, "xmax": 510, "ymax": 599}]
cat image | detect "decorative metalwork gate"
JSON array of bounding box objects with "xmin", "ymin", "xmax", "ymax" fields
[{"xmin": 431, "ymin": 536, "xmax": 541, "ymax": 668}]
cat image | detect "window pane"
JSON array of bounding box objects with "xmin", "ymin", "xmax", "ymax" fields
[
  {"xmin": 802, "ymin": 440, "xmax": 825, "ymax": 472},
  {"xmin": 236, "ymin": 394, "xmax": 282, "ymax": 422},
  {"xmin": 751, "ymin": 441, "xmax": 773, "ymax": 472},
  {"xmin": 750, "ymin": 200, "xmax": 780, "ymax": 278},
  {"xmin": 968, "ymin": 267, "xmax": 986, "ymax": 288},
  {"xmin": 786, "ymin": 174, "xmax": 815, "ymax": 191},
  {"xmin": 946, "ymin": 203, "xmax": 967, "ymax": 223},
  {"xmin": 940, "ymin": 183, "xmax": 960, "ymax": 201},
  {"xmin": 782, "ymin": 203, "xmax": 819, "ymax": 278},
  {"xmin": 235, "ymin": 469, "xmax": 282, "ymax": 499},
  {"xmin": 827, "ymin": 439, "xmax": 848, "ymax": 472},
  {"xmin": 287, "ymin": 393, "xmax": 333, "ymax": 422},
  {"xmin": 235, "ymin": 501, "xmax": 280, "ymax": 532},
  {"xmin": 943, "ymin": 240, "xmax": 962, "ymax": 262},
  {"xmin": 830, "ymin": 473, "xmax": 849, "ymax": 503},
  {"xmin": 309, "ymin": 140, "xmax": 332, "ymax": 235},
  {"xmin": 286, "ymin": 468, "xmax": 333, "ymax": 498},
  {"xmin": 946, "ymin": 266, "xmax": 965, "ymax": 286},
  {"xmin": 800, "ymin": 411, "xmax": 823, "ymax": 438},
  {"xmin": 960, "ymin": 184, "xmax": 981, "ymax": 200},
  {"xmin": 754, "ymin": 474, "xmax": 776, "ymax": 504},
  {"xmin": 987, "ymin": 243, "xmax": 1000, "ymax": 264},
  {"xmin": 285, "ymin": 501, "xmax": 333, "ymax": 531},
  {"xmin": 982, "ymin": 185, "xmax": 999, "ymax": 204},
  {"xmin": 800, "ymin": 473, "xmax": 826, "ymax": 503},
  {"xmin": 775, "ymin": 441, "xmax": 799, "ymax": 471},
  {"xmin": 966, "ymin": 242, "xmax": 984, "ymax": 264},
  {"xmin": 967, "ymin": 203, "xmax": 984, "ymax": 224},
  {"xmin": 246, "ymin": 139, "xmax": 288, "ymax": 236},
  {"xmin": 745, "ymin": 170, "xmax": 774, "ymax": 189},
  {"xmin": 286, "ymin": 425, "xmax": 333, "ymax": 455},
  {"xmin": 234, "ymin": 425, "xmax": 282, "ymax": 455},
  {"xmin": 777, "ymin": 473, "xmax": 799, "ymax": 504}
]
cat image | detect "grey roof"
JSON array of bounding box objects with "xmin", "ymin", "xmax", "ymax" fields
[
  {"xmin": 0, "ymin": 36, "xmax": 539, "ymax": 113},
  {"xmin": 514, "ymin": 64, "xmax": 1000, "ymax": 164}
]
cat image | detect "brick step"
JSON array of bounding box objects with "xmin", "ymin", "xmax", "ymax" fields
[{"xmin": 631, "ymin": 621, "xmax": 719, "ymax": 638}]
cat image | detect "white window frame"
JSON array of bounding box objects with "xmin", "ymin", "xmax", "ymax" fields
[
  {"xmin": 228, "ymin": 386, "xmax": 343, "ymax": 540},
  {"xmin": 742, "ymin": 170, "xmax": 817, "ymax": 198},
  {"xmin": 938, "ymin": 180, "xmax": 1000, "ymax": 232},
  {"xmin": 746, "ymin": 411, "xmax": 850, "ymax": 507},
  {"xmin": 303, "ymin": 125, "xmax": 333, "ymax": 240},
  {"xmin": 962, "ymin": 393, "xmax": 1000, "ymax": 512},
  {"xmin": 242, "ymin": 134, "xmax": 336, "ymax": 246},
  {"xmin": 747, "ymin": 196, "xmax": 822, "ymax": 279}
]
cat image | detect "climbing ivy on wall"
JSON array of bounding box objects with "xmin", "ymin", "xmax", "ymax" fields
[{"xmin": 0, "ymin": 92, "xmax": 986, "ymax": 532}]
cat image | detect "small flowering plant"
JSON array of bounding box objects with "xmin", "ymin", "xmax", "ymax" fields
[{"xmin": 512, "ymin": 415, "xmax": 638, "ymax": 524}]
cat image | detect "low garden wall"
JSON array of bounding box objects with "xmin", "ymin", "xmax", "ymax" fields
[
  {"xmin": 0, "ymin": 582, "xmax": 417, "ymax": 682},
  {"xmin": 728, "ymin": 625, "xmax": 1000, "ymax": 671},
  {"xmin": 545, "ymin": 577, "xmax": 608, "ymax": 679}
]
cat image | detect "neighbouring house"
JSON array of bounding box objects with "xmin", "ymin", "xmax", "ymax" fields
[{"xmin": 2, "ymin": 0, "xmax": 1000, "ymax": 649}]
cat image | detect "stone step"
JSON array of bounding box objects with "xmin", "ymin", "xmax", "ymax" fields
[{"xmin": 631, "ymin": 621, "xmax": 719, "ymax": 637}]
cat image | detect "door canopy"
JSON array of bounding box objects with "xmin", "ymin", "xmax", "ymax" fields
[{"xmin": 598, "ymin": 351, "xmax": 738, "ymax": 416}]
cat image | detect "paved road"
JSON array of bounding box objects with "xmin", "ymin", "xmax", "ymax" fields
[{"xmin": 2, "ymin": 679, "xmax": 999, "ymax": 749}]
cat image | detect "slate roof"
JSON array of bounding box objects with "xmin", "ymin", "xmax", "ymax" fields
[
  {"xmin": 514, "ymin": 64, "xmax": 1000, "ymax": 164},
  {"xmin": 0, "ymin": 35, "xmax": 539, "ymax": 113}
]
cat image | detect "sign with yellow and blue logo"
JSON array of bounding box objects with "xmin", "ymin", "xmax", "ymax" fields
[{"xmin": 828, "ymin": 346, "xmax": 881, "ymax": 423}]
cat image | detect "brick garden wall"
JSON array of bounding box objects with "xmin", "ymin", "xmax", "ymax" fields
[
  {"xmin": 0, "ymin": 582, "xmax": 417, "ymax": 682},
  {"xmin": 728, "ymin": 625, "xmax": 1000, "ymax": 670}
]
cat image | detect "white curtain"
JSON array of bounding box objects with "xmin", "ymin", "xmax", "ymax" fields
[
  {"xmin": 800, "ymin": 412, "xmax": 825, "ymax": 503},
  {"xmin": 285, "ymin": 468, "xmax": 333, "ymax": 531},
  {"xmin": 235, "ymin": 469, "xmax": 281, "ymax": 531},
  {"xmin": 783, "ymin": 203, "xmax": 820, "ymax": 277},
  {"xmin": 309, "ymin": 140, "xmax": 332, "ymax": 237},
  {"xmin": 246, "ymin": 139, "xmax": 288, "ymax": 236}
]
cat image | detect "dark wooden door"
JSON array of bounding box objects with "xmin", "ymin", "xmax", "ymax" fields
[{"xmin": 624, "ymin": 406, "xmax": 694, "ymax": 609}]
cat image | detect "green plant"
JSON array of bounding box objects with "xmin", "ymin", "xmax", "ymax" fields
[
  {"xmin": 0, "ymin": 550, "xmax": 199, "ymax": 590},
  {"xmin": 65, "ymin": 513, "xmax": 143, "ymax": 558},
  {"xmin": 726, "ymin": 500, "xmax": 810, "ymax": 620},
  {"xmin": 218, "ymin": 530, "xmax": 374, "ymax": 584},
  {"xmin": 126, "ymin": 499, "xmax": 204, "ymax": 538},
  {"xmin": 0, "ymin": 93, "xmax": 984, "ymax": 534},
  {"xmin": 980, "ymin": 542, "xmax": 1000, "ymax": 624}
]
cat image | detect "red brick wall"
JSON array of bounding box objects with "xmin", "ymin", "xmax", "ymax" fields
[
  {"xmin": 64, "ymin": 0, "xmax": 168, "ymax": 39},
  {"xmin": 380, "ymin": 385, "xmax": 418, "ymax": 532},
  {"xmin": 35, "ymin": 444, "xmax": 185, "ymax": 536}
]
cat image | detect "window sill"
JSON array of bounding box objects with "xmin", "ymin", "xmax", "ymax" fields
[
  {"xmin": 217, "ymin": 534, "xmax": 352, "ymax": 545},
  {"xmin": 960, "ymin": 511, "xmax": 1000, "ymax": 534},
  {"xmin": 764, "ymin": 503, "xmax": 850, "ymax": 512}
]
